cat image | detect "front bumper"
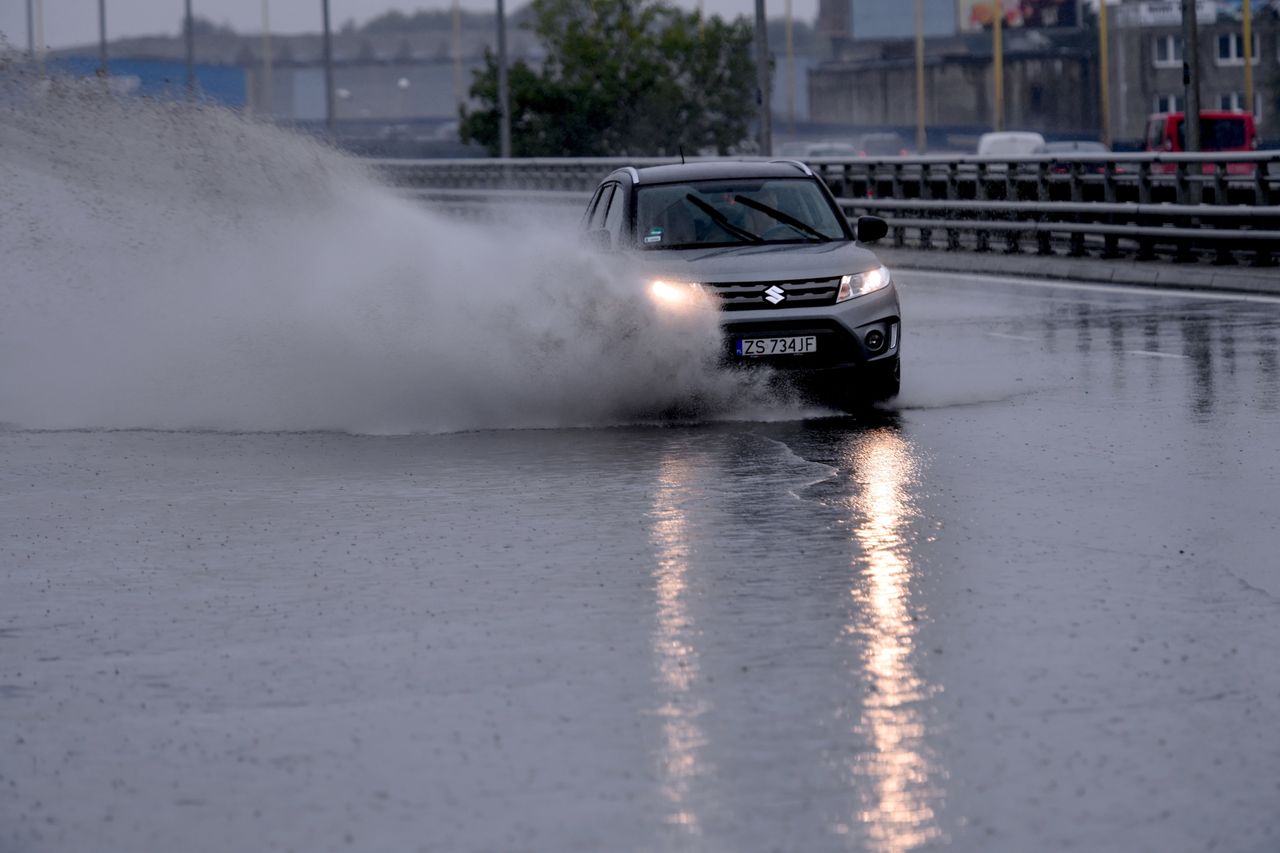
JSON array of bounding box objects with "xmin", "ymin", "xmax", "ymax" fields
[{"xmin": 719, "ymin": 283, "xmax": 900, "ymax": 373}]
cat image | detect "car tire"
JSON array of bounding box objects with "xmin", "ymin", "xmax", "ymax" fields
[{"xmin": 818, "ymin": 357, "xmax": 900, "ymax": 412}]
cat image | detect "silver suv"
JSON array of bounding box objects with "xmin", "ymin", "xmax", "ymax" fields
[{"xmin": 581, "ymin": 160, "xmax": 900, "ymax": 407}]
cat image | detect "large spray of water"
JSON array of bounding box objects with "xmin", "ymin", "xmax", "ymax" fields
[{"xmin": 0, "ymin": 68, "xmax": 776, "ymax": 434}]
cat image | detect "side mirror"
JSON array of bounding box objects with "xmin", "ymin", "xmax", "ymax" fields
[
  {"xmin": 856, "ymin": 215, "xmax": 888, "ymax": 243},
  {"xmin": 583, "ymin": 229, "xmax": 612, "ymax": 251}
]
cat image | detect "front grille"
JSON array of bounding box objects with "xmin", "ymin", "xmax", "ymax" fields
[{"xmin": 705, "ymin": 276, "xmax": 841, "ymax": 311}]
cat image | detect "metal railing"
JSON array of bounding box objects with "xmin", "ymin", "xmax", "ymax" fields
[{"xmin": 373, "ymin": 152, "xmax": 1280, "ymax": 265}]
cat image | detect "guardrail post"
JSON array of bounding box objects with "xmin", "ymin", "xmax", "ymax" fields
[
  {"xmin": 946, "ymin": 161, "xmax": 961, "ymax": 251},
  {"xmin": 1255, "ymin": 157, "xmax": 1272, "ymax": 206},
  {"xmin": 1068, "ymin": 161, "xmax": 1085, "ymax": 257},
  {"xmin": 1129, "ymin": 161, "xmax": 1152, "ymax": 260},
  {"xmin": 1253, "ymin": 159, "xmax": 1276, "ymax": 267},
  {"xmin": 1101, "ymin": 161, "xmax": 1121, "ymax": 258},
  {"xmin": 1036, "ymin": 161, "xmax": 1053, "ymax": 256},
  {"xmin": 1173, "ymin": 162, "xmax": 1194, "ymax": 263},
  {"xmin": 975, "ymin": 162, "xmax": 990, "ymax": 253},
  {"xmin": 1211, "ymin": 162, "xmax": 1235, "ymax": 266},
  {"xmin": 1004, "ymin": 160, "xmax": 1020, "ymax": 254},
  {"xmin": 918, "ymin": 162, "xmax": 933, "ymax": 250},
  {"xmin": 891, "ymin": 163, "xmax": 906, "ymax": 248}
]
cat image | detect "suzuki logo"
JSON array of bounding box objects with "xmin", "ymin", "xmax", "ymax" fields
[{"xmin": 764, "ymin": 285, "xmax": 786, "ymax": 304}]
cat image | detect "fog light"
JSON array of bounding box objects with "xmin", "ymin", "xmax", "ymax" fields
[{"xmin": 864, "ymin": 328, "xmax": 886, "ymax": 353}]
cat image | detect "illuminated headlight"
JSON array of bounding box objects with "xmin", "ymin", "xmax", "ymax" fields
[
  {"xmin": 648, "ymin": 279, "xmax": 707, "ymax": 310},
  {"xmin": 836, "ymin": 265, "xmax": 891, "ymax": 303}
]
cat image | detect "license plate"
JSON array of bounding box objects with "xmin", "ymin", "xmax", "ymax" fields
[{"xmin": 736, "ymin": 336, "xmax": 817, "ymax": 356}]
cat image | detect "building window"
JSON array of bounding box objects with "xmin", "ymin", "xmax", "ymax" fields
[
  {"xmin": 1218, "ymin": 92, "xmax": 1263, "ymax": 117},
  {"xmin": 1154, "ymin": 94, "xmax": 1184, "ymax": 114},
  {"xmin": 1153, "ymin": 34, "xmax": 1183, "ymax": 68},
  {"xmin": 1216, "ymin": 33, "xmax": 1259, "ymax": 65}
]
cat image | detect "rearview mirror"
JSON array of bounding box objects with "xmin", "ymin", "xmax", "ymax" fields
[{"xmin": 856, "ymin": 216, "xmax": 888, "ymax": 243}]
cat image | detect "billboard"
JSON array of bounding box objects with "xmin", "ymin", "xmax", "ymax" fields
[{"xmin": 958, "ymin": 0, "xmax": 1080, "ymax": 31}]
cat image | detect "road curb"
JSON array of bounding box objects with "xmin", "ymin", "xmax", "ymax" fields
[{"xmin": 875, "ymin": 247, "xmax": 1280, "ymax": 296}]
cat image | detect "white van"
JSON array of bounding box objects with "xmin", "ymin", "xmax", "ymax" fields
[{"xmin": 976, "ymin": 131, "xmax": 1046, "ymax": 157}]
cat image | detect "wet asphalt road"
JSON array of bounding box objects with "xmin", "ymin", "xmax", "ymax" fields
[{"xmin": 3, "ymin": 271, "xmax": 1280, "ymax": 853}]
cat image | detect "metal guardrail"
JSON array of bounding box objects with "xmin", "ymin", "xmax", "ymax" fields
[{"xmin": 374, "ymin": 152, "xmax": 1280, "ymax": 266}]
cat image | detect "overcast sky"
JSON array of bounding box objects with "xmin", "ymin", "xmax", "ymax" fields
[{"xmin": 1, "ymin": 0, "xmax": 818, "ymax": 50}]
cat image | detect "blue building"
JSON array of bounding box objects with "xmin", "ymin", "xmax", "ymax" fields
[{"xmin": 48, "ymin": 57, "xmax": 247, "ymax": 107}]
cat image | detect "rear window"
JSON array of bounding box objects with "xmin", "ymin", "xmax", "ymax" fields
[{"xmin": 1175, "ymin": 117, "xmax": 1249, "ymax": 151}]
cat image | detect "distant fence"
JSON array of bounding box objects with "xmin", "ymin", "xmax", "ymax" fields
[{"xmin": 373, "ymin": 152, "xmax": 1280, "ymax": 266}]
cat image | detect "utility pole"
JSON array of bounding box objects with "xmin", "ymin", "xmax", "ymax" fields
[
  {"xmin": 98, "ymin": 0, "xmax": 108, "ymax": 77},
  {"xmin": 184, "ymin": 0, "xmax": 195, "ymax": 97},
  {"xmin": 754, "ymin": 0, "xmax": 772, "ymax": 155},
  {"xmin": 1242, "ymin": 0, "xmax": 1253, "ymax": 118},
  {"xmin": 322, "ymin": 0, "xmax": 335, "ymax": 130},
  {"xmin": 496, "ymin": 0, "xmax": 511, "ymax": 158},
  {"xmin": 1181, "ymin": 0, "xmax": 1201, "ymax": 152},
  {"xmin": 261, "ymin": 0, "xmax": 273, "ymax": 117},
  {"xmin": 32, "ymin": 0, "xmax": 44, "ymax": 70},
  {"xmin": 785, "ymin": 0, "xmax": 795, "ymax": 135},
  {"xmin": 1098, "ymin": 0, "xmax": 1111, "ymax": 146},
  {"xmin": 915, "ymin": 0, "xmax": 926, "ymax": 152},
  {"xmin": 26, "ymin": 0, "xmax": 34, "ymax": 57},
  {"xmin": 452, "ymin": 0, "xmax": 463, "ymax": 107},
  {"xmin": 992, "ymin": 1, "xmax": 1004, "ymax": 132}
]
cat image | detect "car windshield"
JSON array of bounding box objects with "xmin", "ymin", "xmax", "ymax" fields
[{"xmin": 634, "ymin": 178, "xmax": 846, "ymax": 250}]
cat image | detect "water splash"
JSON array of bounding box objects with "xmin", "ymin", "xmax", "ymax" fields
[{"xmin": 0, "ymin": 67, "xmax": 775, "ymax": 434}]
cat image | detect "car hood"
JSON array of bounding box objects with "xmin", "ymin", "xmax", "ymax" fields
[{"xmin": 634, "ymin": 240, "xmax": 882, "ymax": 283}]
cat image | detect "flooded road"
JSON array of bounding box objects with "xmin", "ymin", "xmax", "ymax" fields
[{"xmin": 3, "ymin": 272, "xmax": 1279, "ymax": 853}]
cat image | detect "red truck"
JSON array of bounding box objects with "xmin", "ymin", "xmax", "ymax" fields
[{"xmin": 1144, "ymin": 111, "xmax": 1258, "ymax": 174}]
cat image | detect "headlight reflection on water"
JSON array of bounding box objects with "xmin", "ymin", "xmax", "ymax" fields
[
  {"xmin": 648, "ymin": 455, "xmax": 711, "ymax": 833},
  {"xmin": 837, "ymin": 429, "xmax": 945, "ymax": 852}
]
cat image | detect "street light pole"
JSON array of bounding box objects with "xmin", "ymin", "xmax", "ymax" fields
[
  {"xmin": 754, "ymin": 0, "xmax": 772, "ymax": 155},
  {"xmin": 993, "ymin": 0, "xmax": 1004, "ymax": 132},
  {"xmin": 98, "ymin": 0, "xmax": 109, "ymax": 77},
  {"xmin": 496, "ymin": 0, "xmax": 512, "ymax": 158},
  {"xmin": 785, "ymin": 0, "xmax": 794, "ymax": 135},
  {"xmin": 1181, "ymin": 0, "xmax": 1201, "ymax": 152},
  {"xmin": 1242, "ymin": 0, "xmax": 1253, "ymax": 118},
  {"xmin": 1098, "ymin": 0, "xmax": 1111, "ymax": 147},
  {"xmin": 261, "ymin": 0, "xmax": 273, "ymax": 117},
  {"xmin": 915, "ymin": 0, "xmax": 926, "ymax": 152},
  {"xmin": 26, "ymin": 0, "xmax": 34, "ymax": 57},
  {"xmin": 322, "ymin": 0, "xmax": 335, "ymax": 130},
  {"xmin": 184, "ymin": 0, "xmax": 195, "ymax": 97}
]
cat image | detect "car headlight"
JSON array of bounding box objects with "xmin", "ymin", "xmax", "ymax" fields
[
  {"xmin": 836, "ymin": 265, "xmax": 891, "ymax": 303},
  {"xmin": 648, "ymin": 279, "xmax": 707, "ymax": 311}
]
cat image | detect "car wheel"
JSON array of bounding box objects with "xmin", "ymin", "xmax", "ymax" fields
[
  {"xmin": 865, "ymin": 356, "xmax": 901, "ymax": 402},
  {"xmin": 818, "ymin": 358, "xmax": 900, "ymax": 412}
]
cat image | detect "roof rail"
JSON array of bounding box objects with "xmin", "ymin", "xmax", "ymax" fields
[{"xmin": 769, "ymin": 158, "xmax": 813, "ymax": 177}]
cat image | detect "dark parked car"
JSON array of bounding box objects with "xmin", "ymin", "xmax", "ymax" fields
[
  {"xmin": 852, "ymin": 132, "xmax": 913, "ymax": 157},
  {"xmin": 580, "ymin": 160, "xmax": 900, "ymax": 407}
]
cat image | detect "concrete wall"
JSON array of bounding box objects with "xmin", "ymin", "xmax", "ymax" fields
[{"xmin": 809, "ymin": 53, "xmax": 1096, "ymax": 139}]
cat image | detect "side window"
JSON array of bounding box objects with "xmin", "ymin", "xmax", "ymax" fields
[
  {"xmin": 1146, "ymin": 119, "xmax": 1164, "ymax": 150},
  {"xmin": 589, "ymin": 184, "xmax": 615, "ymax": 231},
  {"xmin": 603, "ymin": 183, "xmax": 626, "ymax": 242},
  {"xmin": 582, "ymin": 185, "xmax": 608, "ymax": 230}
]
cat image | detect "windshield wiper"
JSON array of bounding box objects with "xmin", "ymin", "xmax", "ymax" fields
[
  {"xmin": 684, "ymin": 194, "xmax": 763, "ymax": 244},
  {"xmin": 733, "ymin": 195, "xmax": 831, "ymax": 242}
]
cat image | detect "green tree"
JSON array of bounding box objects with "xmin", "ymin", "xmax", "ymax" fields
[{"xmin": 460, "ymin": 0, "xmax": 757, "ymax": 157}]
